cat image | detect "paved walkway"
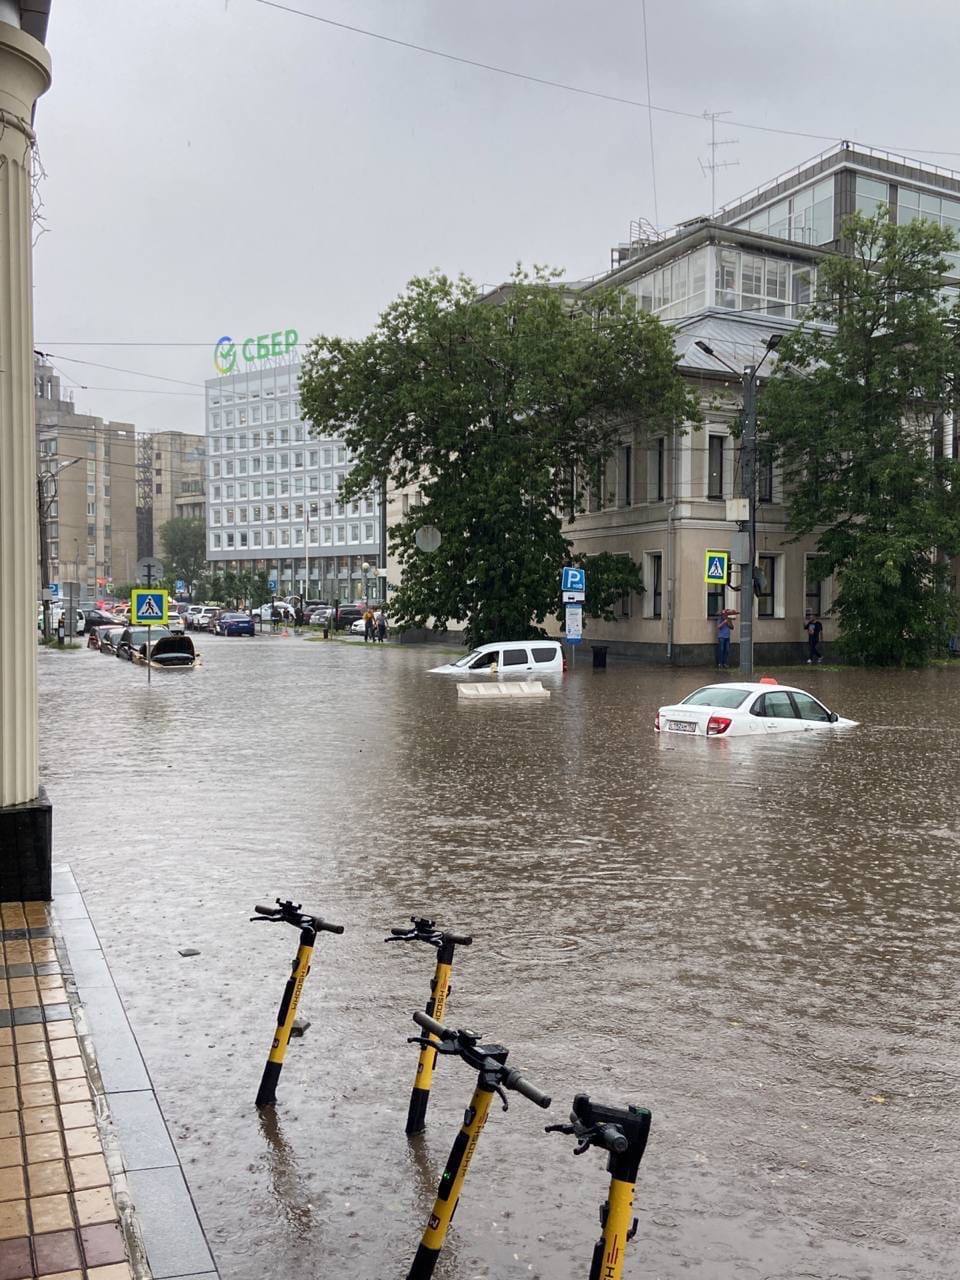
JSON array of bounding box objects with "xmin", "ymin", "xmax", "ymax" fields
[{"xmin": 0, "ymin": 900, "xmax": 128, "ymax": 1279}]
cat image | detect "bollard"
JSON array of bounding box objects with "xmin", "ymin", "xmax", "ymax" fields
[
  {"xmin": 251, "ymin": 899, "xmax": 344, "ymax": 1107},
  {"xmin": 405, "ymin": 1011, "xmax": 550, "ymax": 1279},
  {"xmin": 546, "ymin": 1094, "xmax": 652, "ymax": 1280},
  {"xmin": 385, "ymin": 917, "xmax": 473, "ymax": 1134},
  {"xmin": 57, "ymin": 616, "xmax": 64, "ymax": 647},
  {"xmin": 592, "ymin": 645, "xmax": 608, "ymax": 670}
]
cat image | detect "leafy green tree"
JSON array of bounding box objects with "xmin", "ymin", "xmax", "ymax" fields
[
  {"xmin": 762, "ymin": 211, "xmax": 960, "ymax": 665},
  {"xmin": 300, "ymin": 269, "xmax": 697, "ymax": 645},
  {"xmin": 159, "ymin": 518, "xmax": 207, "ymax": 594},
  {"xmin": 574, "ymin": 552, "xmax": 644, "ymax": 622}
]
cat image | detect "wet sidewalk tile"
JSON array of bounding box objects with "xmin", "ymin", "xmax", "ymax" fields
[{"xmin": 0, "ymin": 901, "xmax": 131, "ymax": 1279}]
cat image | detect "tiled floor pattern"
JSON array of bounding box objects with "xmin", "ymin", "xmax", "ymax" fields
[{"xmin": 0, "ymin": 903, "xmax": 131, "ymax": 1280}]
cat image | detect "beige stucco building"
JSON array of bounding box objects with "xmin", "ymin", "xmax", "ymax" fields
[
  {"xmin": 35, "ymin": 359, "xmax": 139, "ymax": 594},
  {"xmin": 143, "ymin": 430, "xmax": 206, "ymax": 556}
]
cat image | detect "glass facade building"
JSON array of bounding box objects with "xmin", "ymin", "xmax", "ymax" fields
[{"xmin": 204, "ymin": 363, "xmax": 383, "ymax": 600}]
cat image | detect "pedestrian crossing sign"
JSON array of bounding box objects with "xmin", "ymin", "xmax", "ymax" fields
[
  {"xmin": 704, "ymin": 550, "xmax": 729, "ymax": 586},
  {"xmin": 131, "ymin": 589, "xmax": 169, "ymax": 626}
]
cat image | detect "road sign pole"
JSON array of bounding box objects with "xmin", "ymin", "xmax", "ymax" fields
[{"xmin": 739, "ymin": 368, "xmax": 756, "ymax": 677}]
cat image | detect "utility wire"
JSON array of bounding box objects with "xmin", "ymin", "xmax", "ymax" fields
[
  {"xmin": 36, "ymin": 351, "xmax": 205, "ymax": 389},
  {"xmin": 250, "ymin": 0, "xmax": 960, "ymax": 158}
]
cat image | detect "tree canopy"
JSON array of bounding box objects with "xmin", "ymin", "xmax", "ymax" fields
[
  {"xmin": 300, "ymin": 269, "xmax": 697, "ymax": 644},
  {"xmin": 762, "ymin": 211, "xmax": 960, "ymax": 665},
  {"xmin": 159, "ymin": 517, "xmax": 207, "ymax": 593}
]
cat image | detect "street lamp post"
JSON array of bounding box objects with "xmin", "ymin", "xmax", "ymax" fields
[
  {"xmin": 36, "ymin": 458, "xmax": 79, "ymax": 640},
  {"xmin": 361, "ymin": 560, "xmax": 370, "ymax": 605},
  {"xmin": 694, "ymin": 335, "xmax": 782, "ymax": 676}
]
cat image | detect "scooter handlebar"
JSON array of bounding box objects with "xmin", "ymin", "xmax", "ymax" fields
[
  {"xmin": 442, "ymin": 931, "xmax": 473, "ymax": 946},
  {"xmin": 596, "ymin": 1122, "xmax": 628, "ymax": 1154},
  {"xmin": 319, "ymin": 919, "xmax": 345, "ymax": 935},
  {"xmin": 503, "ymin": 1068, "xmax": 551, "ymax": 1110},
  {"xmin": 413, "ymin": 1009, "xmax": 448, "ymax": 1039},
  {"xmin": 254, "ymin": 904, "xmax": 278, "ymax": 917}
]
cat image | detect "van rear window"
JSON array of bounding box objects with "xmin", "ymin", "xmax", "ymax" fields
[
  {"xmin": 531, "ymin": 646, "xmax": 558, "ymax": 663},
  {"xmin": 501, "ymin": 649, "xmax": 528, "ymax": 666}
]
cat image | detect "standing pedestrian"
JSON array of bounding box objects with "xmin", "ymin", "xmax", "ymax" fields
[
  {"xmin": 294, "ymin": 603, "xmax": 304, "ymax": 634},
  {"xmin": 715, "ymin": 609, "xmax": 733, "ymax": 670},
  {"xmin": 363, "ymin": 605, "xmax": 375, "ymax": 642},
  {"xmin": 375, "ymin": 607, "xmax": 387, "ymax": 643},
  {"xmin": 805, "ymin": 612, "xmax": 824, "ymax": 663},
  {"xmin": 271, "ymin": 603, "xmax": 280, "ymax": 634}
]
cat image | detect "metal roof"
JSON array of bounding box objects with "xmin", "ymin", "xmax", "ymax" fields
[{"xmin": 18, "ymin": 1, "xmax": 50, "ymax": 44}]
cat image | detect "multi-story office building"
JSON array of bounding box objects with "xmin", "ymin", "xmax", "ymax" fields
[
  {"xmin": 389, "ymin": 143, "xmax": 960, "ymax": 661},
  {"xmin": 137, "ymin": 430, "xmax": 206, "ymax": 558},
  {"xmin": 205, "ymin": 362, "xmax": 384, "ymax": 601},
  {"xmin": 34, "ymin": 358, "xmax": 139, "ymax": 595}
]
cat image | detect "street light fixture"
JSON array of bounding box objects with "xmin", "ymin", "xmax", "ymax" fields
[
  {"xmin": 361, "ymin": 560, "xmax": 371, "ymax": 605},
  {"xmin": 695, "ymin": 334, "xmax": 784, "ymax": 675}
]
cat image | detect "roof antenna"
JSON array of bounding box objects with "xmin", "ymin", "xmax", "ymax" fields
[{"xmin": 700, "ymin": 110, "xmax": 740, "ymax": 217}]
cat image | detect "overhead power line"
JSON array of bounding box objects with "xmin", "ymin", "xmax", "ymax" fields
[
  {"xmin": 250, "ymin": 0, "xmax": 960, "ymax": 158},
  {"xmin": 36, "ymin": 350, "xmax": 205, "ymax": 389}
]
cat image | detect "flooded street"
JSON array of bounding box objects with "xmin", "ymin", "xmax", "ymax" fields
[{"xmin": 37, "ymin": 637, "xmax": 960, "ymax": 1279}]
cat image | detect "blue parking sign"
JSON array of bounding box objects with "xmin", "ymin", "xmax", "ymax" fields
[
  {"xmin": 561, "ymin": 566, "xmax": 586, "ymax": 594},
  {"xmin": 268, "ymin": 577, "xmax": 278, "ymax": 591}
]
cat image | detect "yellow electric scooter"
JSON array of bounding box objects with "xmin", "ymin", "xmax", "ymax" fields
[{"xmin": 386, "ymin": 916, "xmax": 473, "ymax": 1134}]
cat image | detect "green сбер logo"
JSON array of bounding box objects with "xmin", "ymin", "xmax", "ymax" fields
[{"xmin": 213, "ymin": 329, "xmax": 298, "ymax": 375}]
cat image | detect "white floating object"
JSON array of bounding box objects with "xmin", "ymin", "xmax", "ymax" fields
[{"xmin": 457, "ymin": 681, "xmax": 550, "ymax": 700}]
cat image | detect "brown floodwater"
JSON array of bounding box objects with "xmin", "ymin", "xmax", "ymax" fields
[{"xmin": 38, "ymin": 637, "xmax": 960, "ymax": 1279}]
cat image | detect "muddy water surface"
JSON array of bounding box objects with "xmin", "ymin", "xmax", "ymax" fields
[{"xmin": 38, "ymin": 638, "xmax": 960, "ymax": 1279}]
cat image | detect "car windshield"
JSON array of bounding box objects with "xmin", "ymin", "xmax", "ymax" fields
[
  {"xmin": 452, "ymin": 650, "xmax": 484, "ymax": 668},
  {"xmin": 681, "ymin": 686, "xmax": 752, "ymax": 709}
]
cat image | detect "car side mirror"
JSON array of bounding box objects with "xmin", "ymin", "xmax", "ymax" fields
[{"xmin": 829, "ymin": 711, "xmax": 839, "ymax": 722}]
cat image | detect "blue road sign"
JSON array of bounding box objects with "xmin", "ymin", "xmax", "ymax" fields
[
  {"xmin": 175, "ymin": 579, "xmax": 186, "ymax": 593},
  {"xmin": 49, "ymin": 583, "xmax": 60, "ymax": 599},
  {"xmin": 267, "ymin": 577, "xmax": 278, "ymax": 592},
  {"xmin": 561, "ymin": 566, "xmax": 586, "ymax": 594},
  {"xmin": 131, "ymin": 590, "xmax": 168, "ymax": 626}
]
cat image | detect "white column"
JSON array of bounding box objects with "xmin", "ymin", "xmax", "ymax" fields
[{"xmin": 0, "ymin": 22, "xmax": 51, "ymax": 807}]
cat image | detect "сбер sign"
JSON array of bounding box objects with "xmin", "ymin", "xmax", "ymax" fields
[{"xmin": 214, "ymin": 329, "xmax": 299, "ymax": 375}]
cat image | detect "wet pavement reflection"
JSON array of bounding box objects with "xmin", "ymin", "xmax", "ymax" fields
[{"xmin": 37, "ymin": 637, "xmax": 960, "ymax": 1278}]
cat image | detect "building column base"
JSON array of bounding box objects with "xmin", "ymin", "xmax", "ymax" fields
[{"xmin": 0, "ymin": 787, "xmax": 52, "ymax": 901}]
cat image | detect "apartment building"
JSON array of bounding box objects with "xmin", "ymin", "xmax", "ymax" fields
[
  {"xmin": 34, "ymin": 359, "xmax": 139, "ymax": 595},
  {"xmin": 204, "ymin": 362, "xmax": 384, "ymax": 601},
  {"xmin": 137, "ymin": 430, "xmax": 206, "ymax": 559}
]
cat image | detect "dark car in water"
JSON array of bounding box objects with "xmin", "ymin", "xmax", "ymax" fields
[
  {"xmin": 334, "ymin": 604, "xmax": 364, "ymax": 631},
  {"xmin": 212, "ymin": 611, "xmax": 255, "ymax": 637},
  {"xmin": 93, "ymin": 625, "xmax": 126, "ymax": 655},
  {"xmin": 116, "ymin": 626, "xmax": 171, "ymax": 661}
]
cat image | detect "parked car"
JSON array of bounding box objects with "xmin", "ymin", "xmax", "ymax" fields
[
  {"xmin": 212, "ymin": 611, "xmax": 255, "ymax": 637},
  {"xmin": 334, "ymin": 604, "xmax": 364, "ymax": 631},
  {"xmin": 184, "ymin": 606, "xmax": 204, "ymax": 630},
  {"xmin": 429, "ymin": 641, "xmax": 566, "ymax": 676},
  {"xmin": 654, "ymin": 680, "xmax": 857, "ymax": 738},
  {"xmin": 81, "ymin": 607, "xmax": 120, "ymax": 634},
  {"xmin": 192, "ymin": 606, "xmax": 220, "ymax": 631},
  {"xmin": 166, "ymin": 612, "xmax": 186, "ymax": 635},
  {"xmin": 116, "ymin": 626, "xmax": 171, "ymax": 661},
  {"xmin": 350, "ymin": 617, "xmax": 368, "ymax": 635},
  {"xmin": 309, "ymin": 605, "xmax": 335, "ymax": 626},
  {"xmin": 96, "ymin": 625, "xmax": 126, "ymax": 656}
]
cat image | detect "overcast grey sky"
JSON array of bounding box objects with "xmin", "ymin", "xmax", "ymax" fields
[{"xmin": 31, "ymin": 0, "xmax": 960, "ymax": 433}]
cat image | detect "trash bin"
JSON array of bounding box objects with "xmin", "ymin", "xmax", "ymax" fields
[{"xmin": 592, "ymin": 645, "xmax": 608, "ymax": 669}]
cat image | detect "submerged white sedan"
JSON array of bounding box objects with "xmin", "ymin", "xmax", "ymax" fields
[{"xmin": 655, "ymin": 680, "xmax": 857, "ymax": 738}]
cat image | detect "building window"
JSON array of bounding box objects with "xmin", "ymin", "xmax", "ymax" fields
[
  {"xmin": 616, "ymin": 445, "xmax": 632, "ymax": 507},
  {"xmin": 707, "ymin": 581, "xmax": 726, "ymax": 617},
  {"xmin": 805, "ymin": 557, "xmax": 822, "ymax": 617},
  {"xmin": 656, "ymin": 438, "xmax": 665, "ymax": 502},
  {"xmin": 757, "ymin": 448, "xmax": 773, "ymax": 503},
  {"xmin": 650, "ymin": 553, "xmax": 662, "ymax": 618},
  {"xmin": 707, "ymin": 435, "xmax": 724, "ymax": 499},
  {"xmin": 856, "ymin": 175, "xmax": 889, "ymax": 220},
  {"xmin": 757, "ymin": 554, "xmax": 777, "ymax": 617}
]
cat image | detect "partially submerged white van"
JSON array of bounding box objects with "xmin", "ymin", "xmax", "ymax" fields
[{"xmin": 429, "ymin": 640, "xmax": 565, "ymax": 676}]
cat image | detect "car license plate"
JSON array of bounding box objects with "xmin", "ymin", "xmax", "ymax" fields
[{"xmin": 665, "ymin": 720, "xmax": 696, "ymax": 733}]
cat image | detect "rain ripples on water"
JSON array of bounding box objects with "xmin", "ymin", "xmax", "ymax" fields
[{"xmin": 38, "ymin": 640, "xmax": 960, "ymax": 1278}]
